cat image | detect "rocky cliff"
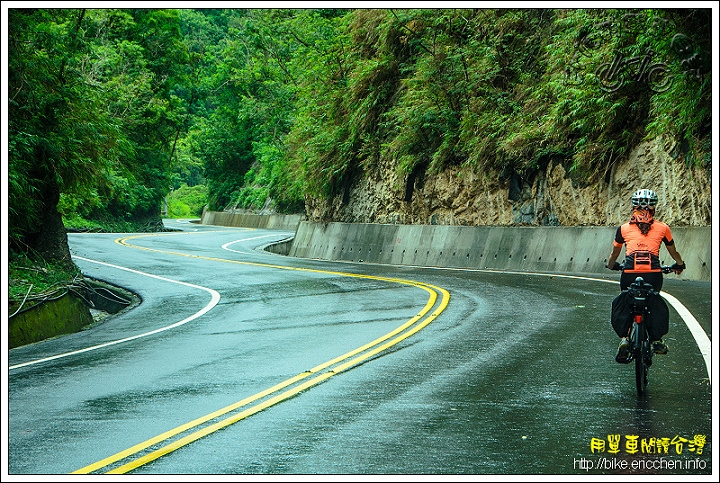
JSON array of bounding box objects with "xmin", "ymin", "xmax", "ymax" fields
[{"xmin": 305, "ymin": 137, "xmax": 711, "ymax": 228}]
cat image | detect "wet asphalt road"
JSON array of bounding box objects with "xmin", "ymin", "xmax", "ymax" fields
[{"xmin": 7, "ymin": 220, "xmax": 714, "ymax": 476}]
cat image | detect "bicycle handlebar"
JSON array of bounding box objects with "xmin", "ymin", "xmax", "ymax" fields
[{"xmin": 609, "ymin": 262, "xmax": 684, "ymax": 274}]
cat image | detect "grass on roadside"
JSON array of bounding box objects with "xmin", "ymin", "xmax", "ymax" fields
[{"xmin": 8, "ymin": 254, "xmax": 82, "ymax": 316}]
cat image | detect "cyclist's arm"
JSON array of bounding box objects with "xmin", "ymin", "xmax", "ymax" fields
[
  {"xmin": 665, "ymin": 243, "xmax": 684, "ymax": 267},
  {"xmin": 663, "ymin": 225, "xmax": 684, "ymax": 273},
  {"xmin": 607, "ymin": 244, "xmax": 623, "ymax": 269}
]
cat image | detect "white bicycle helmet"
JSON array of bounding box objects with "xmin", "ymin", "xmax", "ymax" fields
[{"xmin": 631, "ymin": 188, "xmax": 658, "ymax": 208}]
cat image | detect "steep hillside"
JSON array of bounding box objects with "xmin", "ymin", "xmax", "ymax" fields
[
  {"xmin": 289, "ymin": 9, "xmax": 712, "ymax": 227},
  {"xmin": 305, "ymin": 137, "xmax": 711, "ymax": 227}
]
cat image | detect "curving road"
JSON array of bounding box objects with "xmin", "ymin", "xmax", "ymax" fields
[{"xmin": 7, "ymin": 220, "xmax": 713, "ymax": 476}]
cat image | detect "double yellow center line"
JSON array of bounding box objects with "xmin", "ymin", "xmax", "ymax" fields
[{"xmin": 72, "ymin": 232, "xmax": 450, "ymax": 474}]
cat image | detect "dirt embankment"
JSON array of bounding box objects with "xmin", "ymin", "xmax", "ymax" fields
[{"xmin": 305, "ymin": 137, "xmax": 711, "ymax": 228}]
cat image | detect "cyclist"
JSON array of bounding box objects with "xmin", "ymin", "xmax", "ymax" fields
[{"xmin": 606, "ymin": 188, "xmax": 686, "ymax": 362}]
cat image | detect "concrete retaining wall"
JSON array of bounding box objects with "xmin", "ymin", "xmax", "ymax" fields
[
  {"xmin": 288, "ymin": 222, "xmax": 712, "ymax": 282},
  {"xmin": 200, "ymin": 209, "xmax": 304, "ymax": 231},
  {"xmin": 9, "ymin": 293, "xmax": 94, "ymax": 349},
  {"xmin": 199, "ymin": 212, "xmax": 711, "ymax": 282}
]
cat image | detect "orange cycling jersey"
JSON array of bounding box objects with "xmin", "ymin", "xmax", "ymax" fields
[{"xmin": 613, "ymin": 220, "xmax": 675, "ymax": 273}]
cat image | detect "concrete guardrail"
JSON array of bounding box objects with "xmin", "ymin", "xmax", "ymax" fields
[
  {"xmin": 200, "ymin": 209, "xmax": 304, "ymax": 231},
  {"xmin": 200, "ymin": 212, "xmax": 711, "ymax": 282}
]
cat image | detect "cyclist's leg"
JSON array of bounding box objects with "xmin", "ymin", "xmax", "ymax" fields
[
  {"xmin": 620, "ymin": 271, "xmax": 634, "ymax": 290},
  {"xmin": 645, "ymin": 272, "xmax": 663, "ymax": 292},
  {"xmin": 643, "ymin": 272, "xmax": 669, "ymax": 353}
]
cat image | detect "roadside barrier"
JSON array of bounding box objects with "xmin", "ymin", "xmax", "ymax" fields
[{"xmin": 201, "ymin": 212, "xmax": 712, "ymax": 282}]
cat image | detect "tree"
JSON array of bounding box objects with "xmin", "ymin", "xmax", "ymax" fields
[
  {"xmin": 8, "ymin": 8, "xmax": 123, "ymax": 264},
  {"xmin": 8, "ymin": 8, "xmax": 191, "ymax": 265}
]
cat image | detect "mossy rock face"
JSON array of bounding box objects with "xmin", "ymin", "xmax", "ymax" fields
[{"xmin": 8, "ymin": 293, "xmax": 94, "ymax": 349}]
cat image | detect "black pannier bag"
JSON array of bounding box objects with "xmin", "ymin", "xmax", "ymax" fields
[{"xmin": 611, "ymin": 290, "xmax": 669, "ymax": 341}]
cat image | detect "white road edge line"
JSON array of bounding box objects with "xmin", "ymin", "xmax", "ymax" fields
[
  {"xmin": 8, "ymin": 256, "xmax": 221, "ymax": 371},
  {"xmin": 659, "ymin": 291, "xmax": 712, "ymax": 382},
  {"xmin": 222, "ymin": 234, "xmax": 288, "ymax": 254}
]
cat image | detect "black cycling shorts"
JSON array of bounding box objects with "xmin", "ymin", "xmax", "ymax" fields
[{"xmin": 620, "ymin": 271, "xmax": 663, "ymax": 292}]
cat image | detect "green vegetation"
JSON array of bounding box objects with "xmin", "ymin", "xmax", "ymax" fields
[
  {"xmin": 8, "ymin": 255, "xmax": 82, "ymax": 315},
  {"xmin": 166, "ymin": 184, "xmax": 208, "ymax": 218},
  {"xmin": 7, "ymin": 8, "xmax": 712, "ymax": 309},
  {"xmin": 9, "ymin": 9, "xmax": 189, "ymax": 261},
  {"xmin": 288, "ymin": 8, "xmax": 711, "ymax": 194}
]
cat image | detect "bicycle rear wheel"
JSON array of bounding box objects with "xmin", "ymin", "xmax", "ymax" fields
[{"xmin": 634, "ymin": 324, "xmax": 649, "ymax": 396}]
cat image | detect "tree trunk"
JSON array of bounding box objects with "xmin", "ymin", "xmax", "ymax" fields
[
  {"xmin": 25, "ymin": 178, "xmax": 72, "ymax": 266},
  {"xmin": 32, "ymin": 207, "xmax": 72, "ymax": 266}
]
